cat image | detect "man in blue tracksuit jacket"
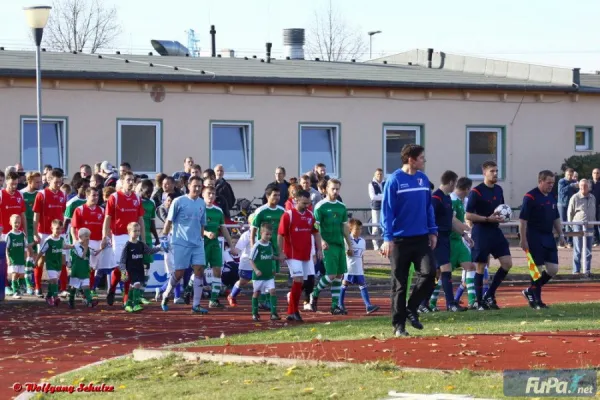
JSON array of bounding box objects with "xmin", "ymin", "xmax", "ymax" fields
[{"xmin": 380, "ymin": 144, "xmax": 438, "ymax": 337}]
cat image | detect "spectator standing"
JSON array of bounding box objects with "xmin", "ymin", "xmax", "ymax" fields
[
  {"xmin": 557, "ymin": 168, "xmax": 578, "ymax": 248},
  {"xmin": 80, "ymin": 164, "xmax": 92, "ymax": 179},
  {"xmin": 591, "ymin": 168, "xmax": 600, "ymax": 246},
  {"xmin": 262, "ymin": 167, "xmax": 290, "ymax": 208},
  {"xmin": 300, "ymin": 174, "xmax": 321, "ymax": 209},
  {"xmin": 568, "ymin": 179, "xmax": 596, "ymax": 277},
  {"xmin": 214, "ymin": 164, "xmax": 236, "ymax": 210},
  {"xmin": 15, "ymin": 163, "xmax": 26, "ymax": 191},
  {"xmin": 368, "ymin": 168, "xmax": 385, "ymax": 251},
  {"xmin": 41, "ymin": 165, "xmax": 53, "ymax": 188},
  {"xmin": 152, "ymin": 176, "xmax": 181, "ymax": 209},
  {"xmin": 307, "ymin": 163, "xmax": 329, "ymax": 190},
  {"xmin": 100, "ymin": 161, "xmax": 119, "ymax": 188},
  {"xmin": 173, "ymin": 157, "xmax": 194, "ymax": 181}
]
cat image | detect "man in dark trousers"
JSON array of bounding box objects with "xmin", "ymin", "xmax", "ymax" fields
[
  {"xmin": 381, "ymin": 144, "xmax": 437, "ymax": 337},
  {"xmin": 590, "ymin": 168, "xmax": 600, "ymax": 246}
]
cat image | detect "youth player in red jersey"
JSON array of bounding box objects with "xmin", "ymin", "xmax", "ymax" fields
[
  {"xmin": 1, "ymin": 172, "xmax": 27, "ymax": 295},
  {"xmin": 33, "ymin": 169, "xmax": 68, "ymax": 294},
  {"xmin": 102, "ymin": 171, "xmax": 145, "ymax": 306},
  {"xmin": 72, "ymin": 187, "xmax": 111, "ymax": 298},
  {"xmin": 278, "ymin": 190, "xmax": 322, "ymax": 321}
]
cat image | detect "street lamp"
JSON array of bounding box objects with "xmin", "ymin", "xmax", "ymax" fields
[
  {"xmin": 23, "ymin": 5, "xmax": 52, "ymax": 172},
  {"xmin": 368, "ymin": 30, "xmax": 382, "ymax": 59}
]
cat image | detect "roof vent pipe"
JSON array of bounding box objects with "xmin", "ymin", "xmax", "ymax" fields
[
  {"xmin": 283, "ymin": 28, "xmax": 305, "ymax": 60},
  {"xmin": 572, "ymin": 68, "xmax": 581, "ymax": 87},
  {"xmin": 427, "ymin": 48, "xmax": 433, "ymax": 68},
  {"xmin": 210, "ymin": 25, "xmax": 216, "ymax": 57},
  {"xmin": 266, "ymin": 42, "xmax": 272, "ymax": 63}
]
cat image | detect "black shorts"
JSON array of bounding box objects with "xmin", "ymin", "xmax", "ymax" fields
[
  {"xmin": 471, "ymin": 226, "xmax": 511, "ymax": 263},
  {"xmin": 126, "ymin": 266, "xmax": 145, "ymax": 286},
  {"xmin": 527, "ymin": 232, "xmax": 558, "ymax": 266},
  {"xmin": 434, "ymin": 233, "xmax": 451, "ymax": 267}
]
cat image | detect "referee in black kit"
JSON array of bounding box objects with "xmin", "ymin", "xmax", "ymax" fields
[{"xmin": 380, "ymin": 144, "xmax": 438, "ymax": 337}]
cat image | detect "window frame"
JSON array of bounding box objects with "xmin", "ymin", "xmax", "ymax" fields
[
  {"xmin": 209, "ymin": 120, "xmax": 254, "ymax": 180},
  {"xmin": 116, "ymin": 119, "xmax": 163, "ymax": 175},
  {"xmin": 298, "ymin": 122, "xmax": 341, "ymax": 178},
  {"xmin": 20, "ymin": 116, "xmax": 69, "ymax": 173},
  {"xmin": 466, "ymin": 126, "xmax": 505, "ymax": 180},
  {"xmin": 575, "ymin": 126, "xmax": 593, "ymax": 152},
  {"xmin": 382, "ymin": 124, "xmax": 424, "ymax": 176}
]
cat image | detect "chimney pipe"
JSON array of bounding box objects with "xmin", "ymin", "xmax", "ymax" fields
[
  {"xmin": 210, "ymin": 25, "xmax": 216, "ymax": 57},
  {"xmin": 573, "ymin": 68, "xmax": 581, "ymax": 86},
  {"xmin": 427, "ymin": 48, "xmax": 433, "ymax": 68},
  {"xmin": 266, "ymin": 42, "xmax": 272, "ymax": 63}
]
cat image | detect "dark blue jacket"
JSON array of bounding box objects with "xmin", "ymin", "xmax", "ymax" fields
[{"xmin": 557, "ymin": 178, "xmax": 577, "ymax": 206}]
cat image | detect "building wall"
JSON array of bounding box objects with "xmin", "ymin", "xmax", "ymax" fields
[{"xmin": 0, "ymin": 79, "xmax": 597, "ymax": 209}]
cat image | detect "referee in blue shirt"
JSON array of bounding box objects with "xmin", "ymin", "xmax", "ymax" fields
[{"xmin": 381, "ymin": 144, "xmax": 438, "ymax": 337}]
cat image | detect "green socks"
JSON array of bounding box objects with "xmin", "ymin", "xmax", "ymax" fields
[
  {"xmin": 11, "ymin": 279, "xmax": 19, "ymax": 293},
  {"xmin": 69, "ymin": 288, "xmax": 77, "ymax": 303},
  {"xmin": 313, "ymin": 275, "xmax": 333, "ymax": 298},
  {"xmin": 466, "ymin": 271, "xmax": 476, "ymax": 305},
  {"xmin": 331, "ymin": 279, "xmax": 342, "ymax": 308},
  {"xmin": 47, "ymin": 283, "xmax": 58, "ymax": 298},
  {"xmin": 269, "ymin": 295, "xmax": 277, "ymax": 315},
  {"xmin": 84, "ymin": 288, "xmax": 92, "ymax": 303},
  {"xmin": 429, "ymin": 280, "xmax": 441, "ymax": 308},
  {"xmin": 211, "ymin": 282, "xmax": 221, "ymax": 302},
  {"xmin": 252, "ymin": 297, "xmax": 259, "ymax": 315}
]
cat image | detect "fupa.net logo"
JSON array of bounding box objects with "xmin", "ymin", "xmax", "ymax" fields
[
  {"xmin": 526, "ymin": 373, "xmax": 594, "ymax": 396},
  {"xmin": 504, "ymin": 369, "xmax": 597, "ymax": 397}
]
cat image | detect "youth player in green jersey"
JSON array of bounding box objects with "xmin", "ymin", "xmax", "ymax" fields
[
  {"xmin": 250, "ymin": 222, "xmax": 280, "ymax": 321},
  {"xmin": 310, "ymin": 179, "xmax": 354, "ymax": 315},
  {"xmin": 68, "ymin": 228, "xmax": 100, "ymax": 308},
  {"xmin": 6, "ymin": 215, "xmax": 31, "ymax": 299},
  {"xmin": 202, "ymin": 186, "xmax": 236, "ymax": 308},
  {"xmin": 251, "ymin": 184, "xmax": 285, "ymax": 309},
  {"xmin": 140, "ymin": 180, "xmax": 159, "ymax": 305},
  {"xmin": 36, "ymin": 220, "xmax": 72, "ymax": 306},
  {"xmin": 20, "ymin": 172, "xmax": 42, "ymax": 296}
]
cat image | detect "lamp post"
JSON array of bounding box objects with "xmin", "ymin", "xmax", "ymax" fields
[
  {"xmin": 23, "ymin": 5, "xmax": 52, "ymax": 172},
  {"xmin": 368, "ymin": 30, "xmax": 382, "ymax": 59}
]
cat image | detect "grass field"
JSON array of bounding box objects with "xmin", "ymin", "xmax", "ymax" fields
[{"xmin": 190, "ymin": 302, "xmax": 600, "ymax": 347}]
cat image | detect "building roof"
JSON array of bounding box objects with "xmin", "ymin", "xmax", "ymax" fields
[{"xmin": 0, "ymin": 49, "xmax": 597, "ymax": 93}]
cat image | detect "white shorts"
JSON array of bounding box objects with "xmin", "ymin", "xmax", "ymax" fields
[
  {"xmin": 47, "ymin": 270, "xmax": 60, "ymax": 280},
  {"xmin": 112, "ymin": 234, "xmax": 129, "ymax": 268},
  {"xmin": 69, "ymin": 277, "xmax": 90, "ymax": 289},
  {"xmin": 252, "ymin": 278, "xmax": 275, "ymax": 294},
  {"xmin": 8, "ymin": 265, "xmax": 25, "ymax": 274},
  {"xmin": 89, "ymin": 240, "xmax": 112, "ymax": 270},
  {"xmin": 287, "ymin": 259, "xmax": 315, "ymax": 279}
]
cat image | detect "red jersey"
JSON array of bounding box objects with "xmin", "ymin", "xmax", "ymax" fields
[
  {"xmin": 0, "ymin": 189, "xmax": 26, "ymax": 233},
  {"xmin": 278, "ymin": 208, "xmax": 318, "ymax": 261},
  {"xmin": 285, "ymin": 198, "xmax": 313, "ymax": 212},
  {"xmin": 105, "ymin": 191, "xmax": 144, "ymax": 236},
  {"xmin": 33, "ymin": 188, "xmax": 66, "ymax": 234},
  {"xmin": 72, "ymin": 204, "xmax": 104, "ymax": 241}
]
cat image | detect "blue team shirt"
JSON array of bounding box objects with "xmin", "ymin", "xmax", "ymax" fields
[
  {"xmin": 432, "ymin": 189, "xmax": 453, "ymax": 233},
  {"xmin": 519, "ymin": 188, "xmax": 559, "ymax": 235},
  {"xmin": 167, "ymin": 195, "xmax": 207, "ymax": 247},
  {"xmin": 381, "ymin": 169, "xmax": 437, "ymax": 240},
  {"xmin": 466, "ymin": 183, "xmax": 505, "ymax": 229}
]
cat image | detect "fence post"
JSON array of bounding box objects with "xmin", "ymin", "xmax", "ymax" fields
[{"xmin": 582, "ymin": 222, "xmax": 588, "ymax": 274}]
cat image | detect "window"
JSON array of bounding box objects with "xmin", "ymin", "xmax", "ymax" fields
[
  {"xmin": 383, "ymin": 125, "xmax": 422, "ymax": 175},
  {"xmin": 575, "ymin": 127, "xmax": 593, "ymax": 151},
  {"xmin": 210, "ymin": 122, "xmax": 252, "ymax": 179},
  {"xmin": 21, "ymin": 117, "xmax": 67, "ymax": 172},
  {"xmin": 117, "ymin": 120, "xmax": 161, "ymax": 174},
  {"xmin": 466, "ymin": 126, "xmax": 503, "ymax": 179},
  {"xmin": 299, "ymin": 124, "xmax": 340, "ymax": 177}
]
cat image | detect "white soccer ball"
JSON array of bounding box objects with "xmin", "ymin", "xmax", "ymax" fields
[{"xmin": 494, "ymin": 204, "xmax": 512, "ymax": 222}]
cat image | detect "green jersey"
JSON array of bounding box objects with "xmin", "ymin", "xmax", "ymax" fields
[
  {"xmin": 250, "ymin": 240, "xmax": 275, "ymax": 280},
  {"xmin": 65, "ymin": 196, "xmax": 86, "ymax": 242},
  {"xmin": 20, "ymin": 189, "xmax": 38, "ymax": 243},
  {"xmin": 142, "ymin": 198, "xmax": 156, "ymax": 241},
  {"xmin": 205, "ymin": 205, "xmax": 225, "ymax": 246},
  {"xmin": 70, "ymin": 243, "xmax": 91, "ymax": 279},
  {"xmin": 450, "ymin": 193, "xmax": 466, "ymax": 241},
  {"xmin": 314, "ymin": 199, "xmax": 348, "ymax": 246},
  {"xmin": 252, "ymin": 204, "xmax": 285, "ymax": 249},
  {"xmin": 40, "ymin": 236, "xmax": 65, "ymax": 271},
  {"xmin": 6, "ymin": 231, "xmax": 27, "ymax": 266}
]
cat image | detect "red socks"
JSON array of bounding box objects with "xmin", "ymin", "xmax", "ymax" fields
[
  {"xmin": 34, "ymin": 267, "xmax": 43, "ymax": 291},
  {"xmin": 109, "ymin": 268, "xmax": 130, "ymax": 302},
  {"xmin": 89, "ymin": 269, "xmax": 95, "ymax": 289},
  {"xmin": 59, "ymin": 265, "xmax": 68, "ymax": 292},
  {"xmin": 288, "ymin": 281, "xmax": 303, "ymax": 314}
]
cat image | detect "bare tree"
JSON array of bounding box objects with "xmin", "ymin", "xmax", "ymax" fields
[
  {"xmin": 44, "ymin": 0, "xmax": 121, "ymax": 53},
  {"xmin": 306, "ymin": 1, "xmax": 368, "ymax": 62}
]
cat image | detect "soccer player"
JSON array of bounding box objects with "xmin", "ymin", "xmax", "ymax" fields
[
  {"xmin": 339, "ymin": 218, "xmax": 380, "ymax": 314},
  {"xmin": 72, "ymin": 187, "xmax": 110, "ymax": 299},
  {"xmin": 119, "ymin": 222, "xmax": 162, "ymax": 312},
  {"xmin": 227, "ymin": 215, "xmax": 255, "ymax": 307},
  {"xmin": 278, "ymin": 189, "xmax": 322, "ymax": 321},
  {"xmin": 250, "ymin": 222, "xmax": 280, "ymax": 321},
  {"xmin": 1, "ymin": 171, "xmax": 28, "ymax": 294},
  {"xmin": 381, "ymin": 144, "xmax": 437, "ymax": 337},
  {"xmin": 68, "ymin": 228, "xmax": 101, "ymax": 308},
  {"xmin": 519, "ymin": 170, "xmax": 564, "ymax": 309},
  {"xmin": 140, "ymin": 180, "xmax": 159, "ymax": 305},
  {"xmin": 202, "ymin": 186, "xmax": 237, "ymax": 308},
  {"xmin": 102, "ymin": 171, "xmax": 145, "ymax": 306},
  {"xmin": 426, "ymin": 171, "xmax": 471, "ymax": 313},
  {"xmin": 36, "ymin": 220, "xmax": 72, "ymax": 306},
  {"xmin": 465, "ymin": 161, "xmax": 512, "ymax": 310},
  {"xmin": 309, "ymin": 179, "xmax": 353, "ymax": 315},
  {"xmin": 6, "ymin": 215, "xmax": 30, "ymax": 299},
  {"xmin": 161, "ymin": 176, "xmax": 208, "ymax": 314},
  {"xmin": 64, "ymin": 179, "xmax": 90, "ymax": 291},
  {"xmin": 251, "ymin": 185, "xmax": 285, "ymax": 309},
  {"xmin": 20, "ymin": 172, "xmax": 42, "ymax": 296}
]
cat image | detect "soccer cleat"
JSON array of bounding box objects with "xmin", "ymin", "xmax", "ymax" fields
[
  {"xmin": 209, "ymin": 300, "xmax": 224, "ymax": 309},
  {"xmin": 54, "ymin": 297, "xmax": 61, "ymax": 307},
  {"xmin": 227, "ymin": 294, "xmax": 237, "ymax": 307},
  {"xmin": 537, "ymin": 301, "xmax": 549, "ymax": 309},
  {"xmin": 394, "ymin": 327, "xmax": 410, "ymax": 337},
  {"xmin": 68, "ymin": 296, "xmax": 75, "ymax": 309},
  {"xmin": 417, "ymin": 304, "xmax": 431, "ymax": 314},
  {"xmin": 183, "ymin": 289, "xmax": 192, "ymax": 305},
  {"xmin": 5, "ymin": 287, "xmax": 13, "ymax": 296},
  {"xmin": 59, "ymin": 291, "xmax": 69, "ymax": 298},
  {"xmin": 90, "ymin": 290, "xmax": 98, "ymax": 299},
  {"xmin": 429, "ymin": 305, "xmax": 439, "ymax": 312},
  {"xmin": 252, "ymin": 313, "xmax": 261, "ymax": 321},
  {"xmin": 447, "ymin": 304, "xmax": 468, "ymax": 312},
  {"xmin": 270, "ymin": 313, "xmax": 281, "ymax": 321},
  {"xmin": 286, "ymin": 312, "xmax": 304, "ymax": 322},
  {"xmin": 106, "ymin": 291, "xmax": 115, "ymax": 306},
  {"xmin": 303, "ymin": 302, "xmax": 312, "ymax": 312},
  {"xmin": 124, "ymin": 305, "xmax": 134, "ymax": 313},
  {"xmin": 406, "ymin": 309, "xmax": 424, "ymax": 330},
  {"xmin": 140, "ymin": 297, "xmax": 150, "ymax": 305},
  {"xmin": 174, "ymin": 297, "xmax": 185, "ymax": 305},
  {"xmin": 46, "ymin": 296, "xmax": 54, "ymax": 306},
  {"xmin": 133, "ymin": 305, "xmax": 143, "ymax": 312},
  {"xmin": 331, "ymin": 306, "xmax": 345, "ymax": 315},
  {"xmin": 366, "ymin": 305, "xmax": 380, "ymax": 314},
  {"xmin": 26, "ymin": 287, "xmax": 34, "ymax": 296},
  {"xmin": 35, "ymin": 289, "xmax": 44, "ymax": 298},
  {"xmin": 154, "ymin": 288, "xmax": 161, "ymax": 302},
  {"xmin": 192, "ymin": 306, "xmax": 208, "ymax": 315},
  {"xmin": 483, "ymin": 296, "xmax": 500, "ymax": 310},
  {"xmin": 522, "ymin": 289, "xmax": 539, "ymax": 309},
  {"xmin": 161, "ymin": 297, "xmax": 169, "ymax": 311},
  {"xmin": 12, "ymin": 292, "xmax": 22, "ymax": 299},
  {"xmin": 309, "ymin": 294, "xmax": 318, "ymax": 312}
]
